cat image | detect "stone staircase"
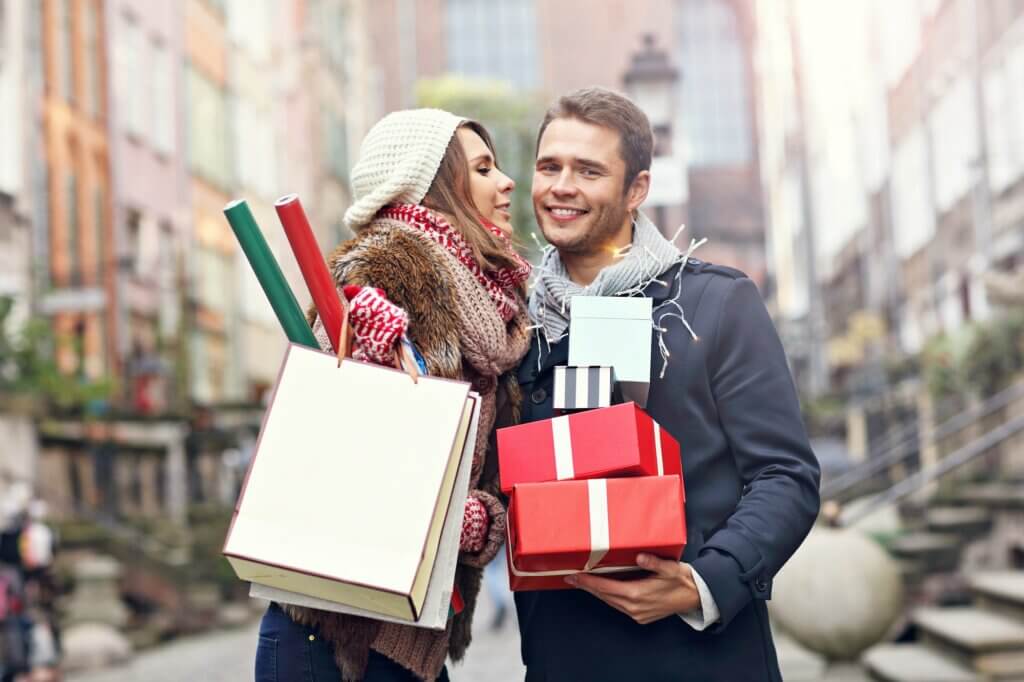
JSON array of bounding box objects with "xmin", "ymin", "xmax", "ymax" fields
[
  {"xmin": 862, "ymin": 480, "xmax": 1024, "ymax": 681},
  {"xmin": 863, "ymin": 572, "xmax": 1024, "ymax": 680}
]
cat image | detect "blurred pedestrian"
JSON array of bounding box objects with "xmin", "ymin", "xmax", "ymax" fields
[
  {"xmin": 0, "ymin": 500, "xmax": 29, "ymax": 682},
  {"xmin": 254, "ymin": 109, "xmax": 531, "ymax": 681},
  {"xmin": 483, "ymin": 552, "xmax": 510, "ymax": 631},
  {"xmin": 18, "ymin": 499, "xmax": 60, "ymax": 680}
]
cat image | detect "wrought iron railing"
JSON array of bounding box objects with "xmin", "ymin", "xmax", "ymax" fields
[{"xmin": 822, "ymin": 381, "xmax": 1024, "ymax": 505}]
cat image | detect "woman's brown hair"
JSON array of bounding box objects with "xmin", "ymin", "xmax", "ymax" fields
[{"xmin": 422, "ymin": 121, "xmax": 523, "ymax": 276}]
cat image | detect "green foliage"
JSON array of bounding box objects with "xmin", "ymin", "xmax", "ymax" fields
[
  {"xmin": 416, "ymin": 76, "xmax": 545, "ymax": 259},
  {"xmin": 801, "ymin": 392, "xmax": 846, "ymax": 437},
  {"xmin": 961, "ymin": 310, "xmax": 1024, "ymax": 398},
  {"xmin": 883, "ymin": 352, "xmax": 921, "ymax": 385},
  {"xmin": 920, "ymin": 309, "xmax": 1024, "ymax": 400},
  {"xmin": 185, "ymin": 504, "xmax": 246, "ymax": 599},
  {"xmin": 54, "ymin": 519, "xmax": 115, "ymax": 550},
  {"xmin": 0, "ymin": 295, "xmax": 115, "ymax": 413},
  {"xmin": 922, "ymin": 334, "xmax": 965, "ymax": 400}
]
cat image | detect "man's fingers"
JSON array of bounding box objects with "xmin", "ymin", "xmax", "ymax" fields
[
  {"xmin": 570, "ymin": 573, "xmax": 637, "ymax": 598},
  {"xmin": 636, "ymin": 553, "xmax": 680, "ymax": 577},
  {"xmin": 570, "ymin": 577, "xmax": 667, "ymax": 625}
]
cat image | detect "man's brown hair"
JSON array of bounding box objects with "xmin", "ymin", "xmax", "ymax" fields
[
  {"xmin": 422, "ymin": 120, "xmax": 522, "ymax": 275},
  {"xmin": 536, "ymin": 87, "xmax": 654, "ymax": 193}
]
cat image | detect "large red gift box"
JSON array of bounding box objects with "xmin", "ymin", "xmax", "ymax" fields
[
  {"xmin": 497, "ymin": 402, "xmax": 681, "ymax": 494},
  {"xmin": 507, "ymin": 475, "xmax": 686, "ymax": 591}
]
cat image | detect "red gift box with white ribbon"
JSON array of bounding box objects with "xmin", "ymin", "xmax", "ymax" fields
[
  {"xmin": 507, "ymin": 476, "xmax": 686, "ymax": 591},
  {"xmin": 496, "ymin": 402, "xmax": 681, "ymax": 495}
]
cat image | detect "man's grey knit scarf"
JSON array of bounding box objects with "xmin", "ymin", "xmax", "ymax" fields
[{"xmin": 528, "ymin": 211, "xmax": 681, "ymax": 341}]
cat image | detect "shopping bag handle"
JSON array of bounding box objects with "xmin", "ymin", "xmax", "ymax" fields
[{"xmin": 334, "ymin": 294, "xmax": 419, "ymax": 383}]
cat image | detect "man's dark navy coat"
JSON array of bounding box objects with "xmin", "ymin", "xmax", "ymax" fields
[{"xmin": 511, "ymin": 260, "xmax": 821, "ymax": 682}]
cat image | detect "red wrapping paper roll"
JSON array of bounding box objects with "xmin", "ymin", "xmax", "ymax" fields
[{"xmin": 275, "ymin": 194, "xmax": 344, "ymax": 351}]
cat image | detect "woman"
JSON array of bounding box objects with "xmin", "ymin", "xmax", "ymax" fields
[{"xmin": 255, "ymin": 109, "xmax": 532, "ymax": 681}]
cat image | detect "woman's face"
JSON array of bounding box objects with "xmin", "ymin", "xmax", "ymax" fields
[{"xmin": 458, "ymin": 127, "xmax": 515, "ymax": 236}]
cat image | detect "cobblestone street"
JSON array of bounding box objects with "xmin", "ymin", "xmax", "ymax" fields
[
  {"xmin": 66, "ymin": 581, "xmax": 525, "ymax": 682},
  {"xmin": 66, "ymin": 623, "xmax": 259, "ymax": 682},
  {"xmin": 66, "ymin": 575, "xmax": 865, "ymax": 682}
]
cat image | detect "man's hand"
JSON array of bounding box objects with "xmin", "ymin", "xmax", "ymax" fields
[{"xmin": 566, "ymin": 553, "xmax": 701, "ymax": 625}]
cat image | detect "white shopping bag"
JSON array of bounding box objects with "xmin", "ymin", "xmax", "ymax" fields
[
  {"xmin": 250, "ymin": 391, "xmax": 481, "ymax": 630},
  {"xmin": 224, "ymin": 342, "xmax": 474, "ymax": 621}
]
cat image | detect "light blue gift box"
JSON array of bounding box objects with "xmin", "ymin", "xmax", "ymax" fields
[{"xmin": 568, "ymin": 296, "xmax": 653, "ymax": 404}]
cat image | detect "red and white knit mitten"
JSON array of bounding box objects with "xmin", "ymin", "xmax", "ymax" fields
[
  {"xmin": 342, "ymin": 285, "xmax": 409, "ymax": 365},
  {"xmin": 459, "ymin": 495, "xmax": 490, "ymax": 553}
]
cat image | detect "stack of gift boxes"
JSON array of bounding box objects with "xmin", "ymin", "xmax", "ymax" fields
[{"xmin": 497, "ymin": 297, "xmax": 688, "ymax": 591}]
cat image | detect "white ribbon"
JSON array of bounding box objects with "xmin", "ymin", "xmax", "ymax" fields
[
  {"xmin": 584, "ymin": 479, "xmax": 610, "ymax": 570},
  {"xmin": 554, "ymin": 412, "xmax": 667, "ymax": 481},
  {"xmin": 508, "ymin": 479, "xmax": 633, "ymax": 578},
  {"xmin": 654, "ymin": 421, "xmax": 664, "ymax": 476},
  {"xmin": 552, "ymin": 415, "xmax": 574, "ymax": 480}
]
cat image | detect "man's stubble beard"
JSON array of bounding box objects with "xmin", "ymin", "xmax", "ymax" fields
[{"xmin": 537, "ymin": 201, "xmax": 631, "ymax": 257}]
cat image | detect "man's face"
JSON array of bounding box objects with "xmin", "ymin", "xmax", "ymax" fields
[{"xmin": 532, "ymin": 118, "xmax": 634, "ymax": 255}]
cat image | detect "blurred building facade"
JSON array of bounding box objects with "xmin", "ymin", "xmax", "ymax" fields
[
  {"xmin": 756, "ymin": 0, "xmax": 1024, "ymax": 396},
  {"xmin": 107, "ymin": 0, "xmax": 189, "ymax": 414},
  {"xmin": 0, "ymin": 0, "xmax": 377, "ymax": 518},
  {"xmin": 184, "ymin": 0, "xmax": 238, "ymax": 405},
  {"xmin": 0, "ymin": 0, "xmax": 37, "ymax": 332},
  {"xmin": 367, "ymin": 0, "xmax": 767, "ymax": 284},
  {"xmin": 39, "ymin": 0, "xmax": 116, "ymax": 383}
]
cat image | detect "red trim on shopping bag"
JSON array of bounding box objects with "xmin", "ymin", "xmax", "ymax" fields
[{"xmin": 451, "ymin": 585, "xmax": 464, "ymax": 615}]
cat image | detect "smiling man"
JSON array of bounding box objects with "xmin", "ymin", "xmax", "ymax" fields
[{"xmin": 512, "ymin": 87, "xmax": 821, "ymax": 681}]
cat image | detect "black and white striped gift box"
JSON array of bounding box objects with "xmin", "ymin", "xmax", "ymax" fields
[{"xmin": 553, "ymin": 366, "xmax": 615, "ymax": 410}]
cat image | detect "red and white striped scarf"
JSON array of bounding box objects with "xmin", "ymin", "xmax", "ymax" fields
[{"xmin": 379, "ymin": 204, "xmax": 531, "ymax": 321}]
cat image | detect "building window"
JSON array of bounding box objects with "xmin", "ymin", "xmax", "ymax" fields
[
  {"xmin": 115, "ymin": 13, "xmax": 148, "ymax": 140},
  {"xmin": 205, "ymin": 0, "xmax": 226, "ymax": 17},
  {"xmin": 444, "ymin": 0, "xmax": 539, "ymax": 89},
  {"xmin": 125, "ymin": 208, "xmax": 142, "ymax": 275},
  {"xmin": 0, "ymin": 3, "xmax": 8, "ymax": 61},
  {"xmin": 199, "ymin": 247, "xmax": 230, "ymax": 312},
  {"xmin": 186, "ymin": 66, "xmax": 231, "ymax": 190},
  {"xmin": 152, "ymin": 41, "xmax": 175, "ymax": 155},
  {"xmin": 234, "ymin": 101, "xmax": 275, "ymax": 196},
  {"xmin": 84, "ymin": 0, "xmax": 101, "ymax": 118},
  {"xmin": 56, "ymin": 0, "xmax": 75, "ymax": 103},
  {"xmin": 227, "ymin": 0, "xmax": 272, "ymax": 63},
  {"xmin": 93, "ymin": 186, "xmax": 105, "ymax": 280},
  {"xmin": 91, "ymin": 311, "xmax": 107, "ymax": 377},
  {"xmin": 66, "ymin": 171, "xmax": 81, "ymax": 286},
  {"xmin": 676, "ymin": 0, "xmax": 752, "ymax": 166},
  {"xmin": 891, "ymin": 126, "xmax": 933, "ymax": 258},
  {"xmin": 929, "ymin": 75, "xmax": 977, "ymax": 214}
]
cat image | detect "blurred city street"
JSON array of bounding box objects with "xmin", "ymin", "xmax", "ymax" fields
[
  {"xmin": 62, "ymin": 590, "xmax": 529, "ymax": 682},
  {"xmin": 62, "ymin": 589, "xmax": 879, "ymax": 682},
  {"xmin": 66, "ymin": 624, "xmax": 259, "ymax": 682}
]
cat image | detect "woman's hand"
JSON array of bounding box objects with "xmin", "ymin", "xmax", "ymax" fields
[
  {"xmin": 342, "ymin": 285, "xmax": 409, "ymax": 364},
  {"xmin": 459, "ymin": 495, "xmax": 490, "ymax": 553}
]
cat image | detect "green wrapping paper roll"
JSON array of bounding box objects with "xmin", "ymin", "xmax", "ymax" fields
[{"xmin": 223, "ymin": 199, "xmax": 319, "ymax": 348}]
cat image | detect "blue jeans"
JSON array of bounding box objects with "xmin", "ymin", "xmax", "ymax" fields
[{"xmin": 256, "ymin": 603, "xmax": 450, "ymax": 681}]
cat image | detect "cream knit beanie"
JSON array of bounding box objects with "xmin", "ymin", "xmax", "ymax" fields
[{"xmin": 344, "ymin": 108, "xmax": 466, "ymax": 231}]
